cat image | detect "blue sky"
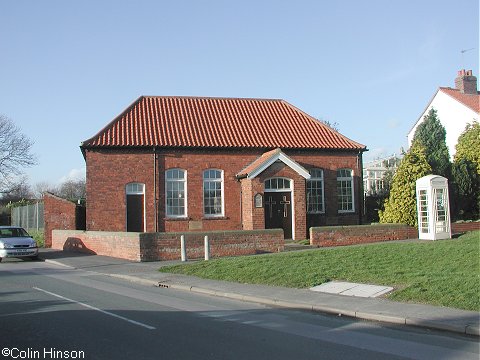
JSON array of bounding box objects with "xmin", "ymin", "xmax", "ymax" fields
[{"xmin": 0, "ymin": 0, "xmax": 478, "ymax": 186}]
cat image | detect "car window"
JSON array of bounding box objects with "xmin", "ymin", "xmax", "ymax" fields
[{"xmin": 0, "ymin": 228, "xmax": 29, "ymax": 238}]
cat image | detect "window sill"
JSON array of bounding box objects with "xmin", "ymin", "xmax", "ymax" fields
[
  {"xmin": 338, "ymin": 211, "xmax": 355, "ymax": 214},
  {"xmin": 164, "ymin": 217, "xmax": 190, "ymax": 221},
  {"xmin": 202, "ymin": 216, "xmax": 229, "ymax": 220}
]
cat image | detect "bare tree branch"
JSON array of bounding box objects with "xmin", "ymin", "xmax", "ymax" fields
[
  {"xmin": 1, "ymin": 176, "xmax": 34, "ymax": 201},
  {"xmin": 56, "ymin": 179, "xmax": 86, "ymax": 200},
  {"xmin": 34, "ymin": 181, "xmax": 58, "ymax": 199},
  {"xmin": 0, "ymin": 115, "xmax": 37, "ymax": 191}
]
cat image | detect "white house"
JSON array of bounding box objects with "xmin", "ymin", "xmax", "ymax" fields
[
  {"xmin": 407, "ymin": 69, "xmax": 479, "ymax": 158},
  {"xmin": 363, "ymin": 154, "xmax": 401, "ymax": 195}
]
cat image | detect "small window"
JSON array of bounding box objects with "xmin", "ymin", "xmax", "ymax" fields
[
  {"xmin": 264, "ymin": 178, "xmax": 291, "ymax": 191},
  {"xmin": 307, "ymin": 169, "xmax": 325, "ymax": 213},
  {"xmin": 203, "ymin": 169, "xmax": 224, "ymax": 216},
  {"xmin": 166, "ymin": 169, "xmax": 187, "ymax": 217},
  {"xmin": 337, "ymin": 169, "xmax": 354, "ymax": 213},
  {"xmin": 126, "ymin": 183, "xmax": 144, "ymax": 195}
]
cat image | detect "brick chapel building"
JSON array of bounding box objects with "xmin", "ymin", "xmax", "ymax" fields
[{"xmin": 81, "ymin": 96, "xmax": 367, "ymax": 240}]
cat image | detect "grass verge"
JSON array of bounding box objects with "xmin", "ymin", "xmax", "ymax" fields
[{"xmin": 159, "ymin": 231, "xmax": 480, "ymax": 311}]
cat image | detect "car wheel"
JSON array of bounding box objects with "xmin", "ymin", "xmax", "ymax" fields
[{"xmin": 0, "ymin": 257, "xmax": 2, "ymax": 262}]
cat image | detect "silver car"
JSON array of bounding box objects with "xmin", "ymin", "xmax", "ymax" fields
[{"xmin": 0, "ymin": 226, "xmax": 39, "ymax": 262}]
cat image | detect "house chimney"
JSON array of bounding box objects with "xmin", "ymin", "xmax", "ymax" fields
[{"xmin": 455, "ymin": 69, "xmax": 478, "ymax": 94}]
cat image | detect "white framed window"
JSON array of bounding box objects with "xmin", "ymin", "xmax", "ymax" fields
[
  {"xmin": 165, "ymin": 169, "xmax": 187, "ymax": 217},
  {"xmin": 126, "ymin": 182, "xmax": 144, "ymax": 195},
  {"xmin": 264, "ymin": 178, "xmax": 292, "ymax": 192},
  {"xmin": 307, "ymin": 168, "xmax": 325, "ymax": 213},
  {"xmin": 203, "ymin": 169, "xmax": 224, "ymax": 217},
  {"xmin": 337, "ymin": 169, "xmax": 354, "ymax": 213}
]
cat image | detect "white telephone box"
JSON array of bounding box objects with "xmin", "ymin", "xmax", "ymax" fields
[{"xmin": 416, "ymin": 175, "xmax": 451, "ymax": 240}]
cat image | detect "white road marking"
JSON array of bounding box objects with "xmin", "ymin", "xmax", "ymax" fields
[{"xmin": 33, "ymin": 286, "xmax": 156, "ymax": 330}]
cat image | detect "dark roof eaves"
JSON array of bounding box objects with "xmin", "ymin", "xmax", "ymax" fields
[{"xmin": 81, "ymin": 144, "xmax": 366, "ymax": 152}]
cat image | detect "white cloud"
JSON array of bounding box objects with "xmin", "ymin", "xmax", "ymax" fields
[{"xmin": 58, "ymin": 167, "xmax": 86, "ymax": 184}]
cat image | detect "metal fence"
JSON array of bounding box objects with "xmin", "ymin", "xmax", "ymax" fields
[{"xmin": 11, "ymin": 202, "xmax": 44, "ymax": 231}]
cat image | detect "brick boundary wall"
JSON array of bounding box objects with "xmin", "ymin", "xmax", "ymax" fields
[
  {"xmin": 52, "ymin": 229, "xmax": 284, "ymax": 262},
  {"xmin": 451, "ymin": 221, "xmax": 480, "ymax": 234},
  {"xmin": 44, "ymin": 193, "xmax": 78, "ymax": 248},
  {"xmin": 310, "ymin": 224, "xmax": 418, "ymax": 247},
  {"xmin": 310, "ymin": 222, "xmax": 480, "ymax": 247}
]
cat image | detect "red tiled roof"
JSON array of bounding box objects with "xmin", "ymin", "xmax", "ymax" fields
[
  {"xmin": 440, "ymin": 87, "xmax": 480, "ymax": 113},
  {"xmin": 82, "ymin": 96, "xmax": 366, "ymax": 151},
  {"xmin": 237, "ymin": 148, "xmax": 281, "ymax": 178}
]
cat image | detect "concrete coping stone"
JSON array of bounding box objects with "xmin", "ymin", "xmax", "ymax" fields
[{"xmin": 310, "ymin": 223, "xmax": 415, "ymax": 231}]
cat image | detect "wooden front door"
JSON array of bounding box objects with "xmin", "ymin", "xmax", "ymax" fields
[
  {"xmin": 127, "ymin": 194, "xmax": 144, "ymax": 232},
  {"xmin": 264, "ymin": 192, "xmax": 292, "ymax": 239}
]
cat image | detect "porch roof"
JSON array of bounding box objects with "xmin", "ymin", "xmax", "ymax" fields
[{"xmin": 236, "ymin": 148, "xmax": 311, "ymax": 180}]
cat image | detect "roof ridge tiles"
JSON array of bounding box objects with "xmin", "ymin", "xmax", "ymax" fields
[{"xmin": 142, "ymin": 95, "xmax": 284, "ymax": 102}]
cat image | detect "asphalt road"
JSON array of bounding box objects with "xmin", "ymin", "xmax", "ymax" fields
[{"xmin": 0, "ymin": 259, "xmax": 478, "ymax": 360}]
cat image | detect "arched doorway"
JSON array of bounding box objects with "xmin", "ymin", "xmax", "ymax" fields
[{"xmin": 264, "ymin": 178, "xmax": 292, "ymax": 239}]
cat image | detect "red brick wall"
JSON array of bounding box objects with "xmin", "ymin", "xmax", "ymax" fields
[
  {"xmin": 141, "ymin": 229, "xmax": 284, "ymax": 261},
  {"xmin": 52, "ymin": 229, "xmax": 284, "ymax": 261},
  {"xmin": 451, "ymin": 222, "xmax": 480, "ymax": 234},
  {"xmin": 310, "ymin": 224, "xmax": 418, "ymax": 247},
  {"xmin": 86, "ymin": 150, "xmax": 155, "ymax": 232},
  {"xmin": 85, "ymin": 148, "xmax": 363, "ymax": 240},
  {"xmin": 310, "ymin": 222, "xmax": 480, "ymax": 247},
  {"xmin": 52, "ymin": 230, "xmax": 142, "ymax": 261},
  {"xmin": 43, "ymin": 193, "xmax": 78, "ymax": 248}
]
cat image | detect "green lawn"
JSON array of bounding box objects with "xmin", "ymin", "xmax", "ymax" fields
[{"xmin": 160, "ymin": 231, "xmax": 480, "ymax": 311}]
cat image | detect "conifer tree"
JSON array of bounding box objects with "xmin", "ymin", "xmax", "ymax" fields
[
  {"xmin": 412, "ymin": 108, "xmax": 450, "ymax": 177},
  {"xmin": 451, "ymin": 121, "xmax": 480, "ymax": 219},
  {"xmin": 454, "ymin": 121, "xmax": 480, "ymax": 175},
  {"xmin": 379, "ymin": 141, "xmax": 431, "ymax": 226}
]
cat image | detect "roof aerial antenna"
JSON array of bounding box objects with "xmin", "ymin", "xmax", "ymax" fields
[{"xmin": 460, "ymin": 48, "xmax": 475, "ymax": 66}]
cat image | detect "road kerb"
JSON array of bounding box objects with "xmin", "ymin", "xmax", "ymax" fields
[
  {"xmin": 241, "ymin": 294, "xmax": 277, "ymax": 306},
  {"xmin": 405, "ymin": 318, "xmax": 468, "ymax": 335},
  {"xmin": 169, "ymin": 284, "xmax": 193, "ymax": 292},
  {"xmin": 274, "ymin": 300, "xmax": 313, "ymax": 311},
  {"xmin": 106, "ymin": 273, "xmax": 158, "ymax": 287},
  {"xmin": 356, "ymin": 311, "xmax": 406, "ymax": 325},
  {"xmin": 466, "ymin": 325, "xmax": 480, "ymax": 336},
  {"xmin": 189, "ymin": 286, "xmax": 217, "ymax": 296},
  {"xmin": 312, "ymin": 305, "xmax": 356, "ymax": 318}
]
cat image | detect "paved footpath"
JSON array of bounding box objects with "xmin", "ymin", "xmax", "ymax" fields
[{"xmin": 38, "ymin": 249, "xmax": 479, "ymax": 337}]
